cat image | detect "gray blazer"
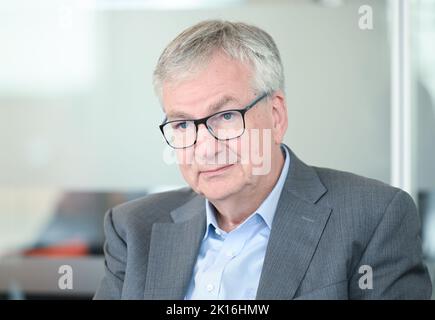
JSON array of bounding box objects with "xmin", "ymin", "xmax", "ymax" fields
[{"xmin": 94, "ymin": 145, "xmax": 432, "ymax": 299}]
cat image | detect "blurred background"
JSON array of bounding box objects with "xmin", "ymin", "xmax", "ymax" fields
[{"xmin": 0, "ymin": 0, "xmax": 434, "ymax": 299}]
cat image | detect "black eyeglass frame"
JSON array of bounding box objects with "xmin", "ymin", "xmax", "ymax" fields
[{"xmin": 159, "ymin": 92, "xmax": 269, "ymax": 149}]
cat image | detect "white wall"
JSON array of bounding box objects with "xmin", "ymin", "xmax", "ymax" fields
[{"xmin": 0, "ymin": 0, "xmax": 390, "ymax": 191}]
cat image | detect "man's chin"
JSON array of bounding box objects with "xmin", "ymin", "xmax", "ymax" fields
[{"xmin": 198, "ymin": 182, "xmax": 242, "ymax": 201}]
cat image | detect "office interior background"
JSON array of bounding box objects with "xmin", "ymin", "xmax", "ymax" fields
[{"xmin": 0, "ymin": 0, "xmax": 434, "ymax": 299}]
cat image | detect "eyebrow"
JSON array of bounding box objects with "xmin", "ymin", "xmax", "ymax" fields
[{"xmin": 166, "ymin": 95, "xmax": 240, "ymax": 121}]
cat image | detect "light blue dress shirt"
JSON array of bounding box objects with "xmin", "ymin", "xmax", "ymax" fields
[{"xmin": 185, "ymin": 145, "xmax": 290, "ymax": 300}]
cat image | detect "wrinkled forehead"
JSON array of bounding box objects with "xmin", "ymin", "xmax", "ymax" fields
[
  {"xmin": 161, "ymin": 53, "xmax": 256, "ymax": 120},
  {"xmin": 165, "ymin": 95, "xmax": 243, "ymax": 121}
]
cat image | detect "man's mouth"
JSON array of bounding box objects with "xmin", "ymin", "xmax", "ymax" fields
[{"xmin": 199, "ymin": 164, "xmax": 234, "ymax": 177}]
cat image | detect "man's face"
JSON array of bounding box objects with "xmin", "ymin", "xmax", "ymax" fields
[{"xmin": 161, "ymin": 52, "xmax": 278, "ymax": 201}]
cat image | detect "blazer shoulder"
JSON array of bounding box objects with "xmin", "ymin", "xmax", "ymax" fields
[
  {"xmin": 309, "ymin": 167, "xmax": 420, "ymax": 258},
  {"xmin": 109, "ymin": 186, "xmax": 197, "ymax": 235},
  {"xmin": 311, "ymin": 166, "xmax": 413, "ymax": 220},
  {"xmin": 313, "ymin": 166, "xmax": 401, "ymax": 199}
]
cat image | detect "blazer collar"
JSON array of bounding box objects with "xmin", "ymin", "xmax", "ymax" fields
[
  {"xmin": 281, "ymin": 144, "xmax": 327, "ymax": 203},
  {"xmin": 144, "ymin": 196, "xmax": 206, "ymax": 299},
  {"xmin": 256, "ymin": 144, "xmax": 332, "ymax": 299}
]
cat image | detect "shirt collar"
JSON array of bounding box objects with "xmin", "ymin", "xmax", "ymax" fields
[{"xmin": 204, "ymin": 144, "xmax": 291, "ymax": 239}]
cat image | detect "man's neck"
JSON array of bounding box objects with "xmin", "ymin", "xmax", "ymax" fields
[{"xmin": 210, "ymin": 147, "xmax": 285, "ymax": 232}]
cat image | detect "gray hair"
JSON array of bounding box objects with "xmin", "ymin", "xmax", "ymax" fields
[{"xmin": 153, "ymin": 20, "xmax": 285, "ymax": 102}]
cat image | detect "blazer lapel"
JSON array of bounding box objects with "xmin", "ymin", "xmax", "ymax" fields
[
  {"xmin": 256, "ymin": 146, "xmax": 332, "ymax": 299},
  {"xmin": 144, "ymin": 195, "xmax": 206, "ymax": 299}
]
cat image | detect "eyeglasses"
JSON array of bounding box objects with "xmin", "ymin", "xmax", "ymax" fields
[{"xmin": 159, "ymin": 92, "xmax": 268, "ymax": 149}]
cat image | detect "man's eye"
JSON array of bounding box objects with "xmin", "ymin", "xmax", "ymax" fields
[
  {"xmin": 173, "ymin": 121, "xmax": 189, "ymax": 130},
  {"xmin": 221, "ymin": 112, "xmax": 234, "ymax": 120}
]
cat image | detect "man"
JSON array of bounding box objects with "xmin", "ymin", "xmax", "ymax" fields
[{"xmin": 94, "ymin": 20, "xmax": 432, "ymax": 299}]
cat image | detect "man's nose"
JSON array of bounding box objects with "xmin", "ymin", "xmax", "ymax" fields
[
  {"xmin": 194, "ymin": 123, "xmax": 219, "ymax": 160},
  {"xmin": 196, "ymin": 123, "xmax": 214, "ymax": 144}
]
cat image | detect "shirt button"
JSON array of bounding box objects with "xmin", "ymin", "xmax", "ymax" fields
[
  {"xmin": 226, "ymin": 250, "xmax": 235, "ymax": 258},
  {"xmin": 206, "ymin": 284, "xmax": 214, "ymax": 292}
]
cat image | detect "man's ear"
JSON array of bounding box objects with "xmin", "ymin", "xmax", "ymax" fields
[{"xmin": 270, "ymin": 90, "xmax": 288, "ymax": 145}]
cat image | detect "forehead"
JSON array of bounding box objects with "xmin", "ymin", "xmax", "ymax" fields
[
  {"xmin": 162, "ymin": 52, "xmax": 254, "ymax": 119},
  {"xmin": 164, "ymin": 95, "xmax": 242, "ymax": 120}
]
